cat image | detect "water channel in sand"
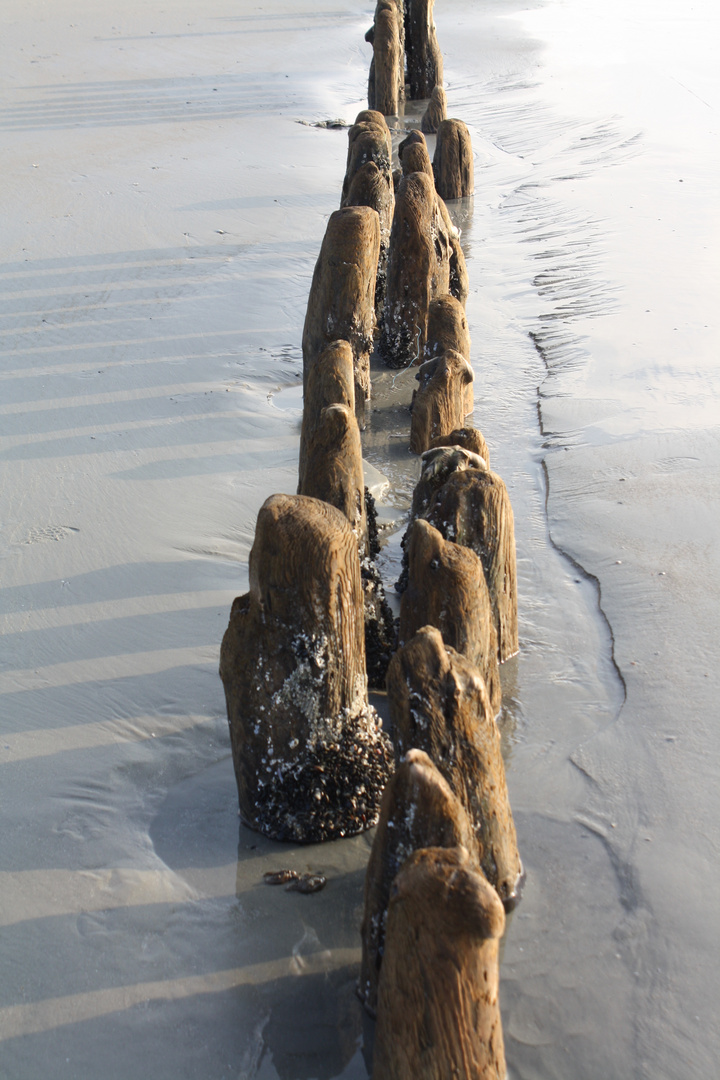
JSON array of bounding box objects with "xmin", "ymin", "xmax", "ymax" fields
[{"xmin": 2, "ymin": 0, "xmax": 719, "ymax": 1077}]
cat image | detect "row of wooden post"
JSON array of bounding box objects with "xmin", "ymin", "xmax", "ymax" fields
[{"xmin": 220, "ymin": 2, "xmax": 521, "ymax": 1075}]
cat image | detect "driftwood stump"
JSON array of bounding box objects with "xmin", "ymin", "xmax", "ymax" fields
[
  {"xmin": 298, "ymin": 403, "xmax": 367, "ymax": 548},
  {"xmin": 400, "ymin": 518, "xmax": 501, "ymax": 713},
  {"xmin": 219, "ymin": 494, "xmax": 393, "ymax": 842},
  {"xmin": 421, "ymin": 84, "xmax": 447, "ymax": 134},
  {"xmin": 430, "ymin": 425, "xmax": 490, "ymax": 467},
  {"xmin": 343, "ymin": 161, "xmax": 394, "ymax": 318},
  {"xmin": 425, "ymin": 294, "xmax": 473, "ymax": 414},
  {"xmin": 354, "ymin": 108, "xmax": 389, "ymax": 128},
  {"xmin": 380, "ymin": 172, "xmax": 453, "ymax": 367},
  {"xmin": 412, "ymin": 444, "xmax": 489, "ymax": 518},
  {"xmin": 395, "ymin": 445, "xmax": 488, "ymax": 594},
  {"xmin": 409, "ymin": 350, "xmax": 474, "ymax": 453},
  {"xmin": 425, "ymin": 293, "xmax": 470, "ymax": 362},
  {"xmin": 302, "ymin": 206, "xmax": 380, "ymax": 419},
  {"xmin": 373, "ymin": 846, "xmax": 506, "ymax": 1080},
  {"xmin": 405, "ymin": 0, "xmax": 444, "ymax": 100},
  {"xmin": 434, "ymin": 194, "xmax": 469, "ymax": 306},
  {"xmin": 399, "ymin": 130, "xmax": 434, "ymax": 179},
  {"xmin": 434, "ymin": 117, "xmax": 475, "ymax": 200},
  {"xmin": 359, "ymin": 748, "xmax": 478, "ymax": 1015},
  {"xmin": 299, "ymin": 339, "xmax": 355, "ymax": 493},
  {"xmin": 341, "ymin": 123, "xmax": 392, "ymax": 208},
  {"xmin": 387, "ymin": 626, "xmax": 522, "ymax": 903},
  {"xmin": 423, "ymin": 467, "xmax": 519, "ymax": 662},
  {"xmin": 371, "ymin": 0, "xmax": 405, "ymax": 116}
]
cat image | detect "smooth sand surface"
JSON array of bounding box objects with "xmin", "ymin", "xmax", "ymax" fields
[{"xmin": 2, "ymin": 1, "xmax": 719, "ymax": 1077}]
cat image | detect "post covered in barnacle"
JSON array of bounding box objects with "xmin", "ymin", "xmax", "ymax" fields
[{"xmin": 219, "ymin": 493, "xmax": 393, "ymax": 843}]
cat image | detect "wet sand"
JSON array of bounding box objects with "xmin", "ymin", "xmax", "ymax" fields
[{"xmin": 2, "ymin": 0, "xmax": 719, "ymax": 1077}]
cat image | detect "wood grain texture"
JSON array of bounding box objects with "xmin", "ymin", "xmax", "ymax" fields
[
  {"xmin": 373, "ymin": 847, "xmax": 506, "ymax": 1080},
  {"xmin": 380, "ymin": 172, "xmax": 454, "ymax": 367},
  {"xmin": 425, "ymin": 294, "xmax": 473, "ymax": 413},
  {"xmin": 410, "ymin": 349, "xmax": 474, "ymax": 453},
  {"xmin": 219, "ymin": 494, "xmax": 392, "ymax": 842},
  {"xmin": 372, "ymin": 0, "xmax": 405, "ymax": 116},
  {"xmin": 405, "ymin": 0, "xmax": 444, "ymax": 99},
  {"xmin": 424, "ymin": 467, "xmax": 519, "ymax": 662},
  {"xmin": 421, "ymin": 84, "xmax": 447, "ymax": 134},
  {"xmin": 298, "ymin": 403, "xmax": 367, "ymax": 548},
  {"xmin": 400, "ymin": 518, "xmax": 501, "ymax": 714},
  {"xmin": 341, "ymin": 121, "xmax": 393, "ymax": 206},
  {"xmin": 430, "ymin": 426, "xmax": 490, "ymax": 468},
  {"xmin": 400, "ymin": 131, "xmax": 434, "ymax": 179},
  {"xmin": 387, "ymin": 626, "xmax": 522, "ymax": 903},
  {"xmin": 434, "ymin": 117, "xmax": 475, "ymax": 200},
  {"xmin": 299, "ymin": 339, "xmax": 355, "ymax": 492},
  {"xmin": 359, "ymin": 749, "xmax": 478, "ymax": 1016},
  {"xmin": 343, "ymin": 160, "xmax": 394, "ymax": 317},
  {"xmin": 302, "ymin": 206, "xmax": 380, "ymax": 418}
]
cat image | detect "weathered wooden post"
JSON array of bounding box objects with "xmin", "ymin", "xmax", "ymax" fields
[
  {"xmin": 405, "ymin": 0, "xmax": 444, "ymax": 100},
  {"xmin": 341, "ymin": 117, "xmax": 392, "ymax": 206},
  {"xmin": 299, "ymin": 403, "xmax": 367, "ymax": 545},
  {"xmin": 421, "ymin": 83, "xmax": 447, "ymax": 133},
  {"xmin": 387, "ymin": 625, "xmax": 522, "ymax": 903},
  {"xmin": 423, "ymin": 466, "xmax": 519, "ymax": 661},
  {"xmin": 424, "ymin": 293, "xmax": 474, "ymax": 414},
  {"xmin": 299, "ymin": 339, "xmax": 355, "ymax": 493},
  {"xmin": 399, "ymin": 129, "xmax": 434, "ymax": 178},
  {"xmin": 400, "ymin": 518, "xmax": 501, "ymax": 713},
  {"xmin": 359, "ymin": 748, "xmax": 478, "ymax": 1015},
  {"xmin": 369, "ymin": 0, "xmax": 405, "ymax": 116},
  {"xmin": 409, "ymin": 350, "xmax": 474, "ymax": 453},
  {"xmin": 373, "ymin": 846, "xmax": 507, "ymax": 1080},
  {"xmin": 219, "ymin": 494, "xmax": 393, "ymax": 842},
  {"xmin": 434, "ymin": 117, "xmax": 475, "ymax": 199},
  {"xmin": 380, "ymin": 171, "xmax": 453, "ymax": 367},
  {"xmin": 302, "ymin": 206, "xmax": 380, "ymax": 420},
  {"xmin": 429, "ymin": 425, "xmax": 490, "ymax": 466}
]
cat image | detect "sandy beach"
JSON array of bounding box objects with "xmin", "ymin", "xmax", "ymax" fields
[{"xmin": 2, "ymin": 0, "xmax": 719, "ymax": 1077}]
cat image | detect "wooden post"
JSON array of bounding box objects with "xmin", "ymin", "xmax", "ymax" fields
[
  {"xmin": 299, "ymin": 339, "xmax": 355, "ymax": 493},
  {"xmin": 409, "ymin": 350, "xmax": 474, "ymax": 453},
  {"xmin": 380, "ymin": 172, "xmax": 453, "ymax": 367},
  {"xmin": 400, "ymin": 518, "xmax": 501, "ymax": 713},
  {"xmin": 219, "ymin": 494, "xmax": 392, "ymax": 842},
  {"xmin": 372, "ymin": 0, "xmax": 405, "ymax": 116},
  {"xmin": 405, "ymin": 0, "xmax": 444, "ymax": 100},
  {"xmin": 422, "ymin": 466, "xmax": 519, "ymax": 661},
  {"xmin": 298, "ymin": 403, "xmax": 367, "ymax": 548},
  {"xmin": 387, "ymin": 625, "xmax": 522, "ymax": 903},
  {"xmin": 421, "ymin": 84, "xmax": 447, "ymax": 134},
  {"xmin": 434, "ymin": 117, "xmax": 475, "ymax": 199},
  {"xmin": 302, "ymin": 206, "xmax": 380, "ymax": 419},
  {"xmin": 399, "ymin": 129, "xmax": 434, "ymax": 178},
  {"xmin": 359, "ymin": 749, "xmax": 478, "ymax": 1016},
  {"xmin": 373, "ymin": 847, "xmax": 507, "ymax": 1080},
  {"xmin": 425, "ymin": 294, "xmax": 473, "ymax": 414},
  {"xmin": 430, "ymin": 425, "xmax": 490, "ymax": 467}
]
